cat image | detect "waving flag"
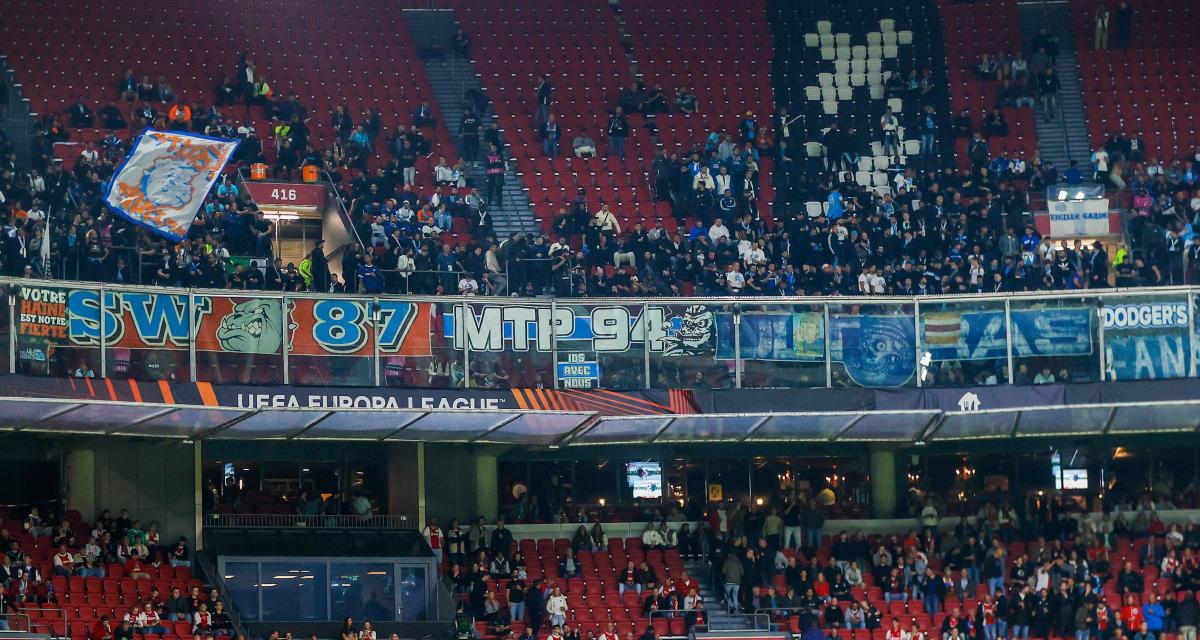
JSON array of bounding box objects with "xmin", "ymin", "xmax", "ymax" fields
[{"xmin": 103, "ymin": 130, "xmax": 239, "ymax": 240}]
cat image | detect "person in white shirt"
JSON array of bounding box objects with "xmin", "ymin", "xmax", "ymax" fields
[
  {"xmin": 434, "ymin": 157, "xmax": 455, "ymax": 185},
  {"xmin": 713, "ymin": 167, "xmax": 732, "ymax": 194},
  {"xmin": 708, "ymin": 218, "xmax": 730, "ymax": 243},
  {"xmin": 725, "ymin": 264, "xmax": 745, "ymax": 295},
  {"xmin": 546, "ymin": 587, "xmax": 568, "ymax": 627},
  {"xmin": 641, "ymin": 522, "xmax": 665, "ymax": 549},
  {"xmin": 693, "ymin": 167, "xmax": 715, "ymax": 191},
  {"xmin": 458, "ymin": 276, "xmax": 479, "ymax": 295},
  {"xmin": 594, "ymin": 204, "xmax": 621, "ymax": 234},
  {"xmin": 746, "ymin": 242, "xmax": 767, "ymax": 266},
  {"xmin": 396, "ymin": 201, "xmax": 415, "ymax": 223}
]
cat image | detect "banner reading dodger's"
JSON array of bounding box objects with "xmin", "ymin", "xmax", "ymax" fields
[{"xmin": 103, "ymin": 130, "xmax": 239, "ymax": 240}]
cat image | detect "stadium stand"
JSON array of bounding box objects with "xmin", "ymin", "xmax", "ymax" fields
[
  {"xmin": 0, "ymin": 506, "xmax": 210, "ymax": 640},
  {"xmin": 768, "ymin": 0, "xmax": 953, "ymax": 178},
  {"xmin": 0, "ymin": 0, "xmax": 1188, "ymax": 303},
  {"xmin": 1069, "ymin": 0, "xmax": 1197, "ymax": 160},
  {"xmin": 0, "ymin": 0, "xmax": 454, "ymax": 175},
  {"xmin": 935, "ymin": 0, "xmax": 1039, "ymax": 170}
]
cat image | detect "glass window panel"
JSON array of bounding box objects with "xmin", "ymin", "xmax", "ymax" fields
[
  {"xmin": 260, "ymin": 561, "xmax": 328, "ymax": 621},
  {"xmin": 931, "ymin": 411, "xmax": 1018, "ymax": 441},
  {"xmin": 398, "ymin": 566, "xmax": 428, "ymax": 621},
  {"xmin": 0, "ymin": 400, "xmax": 82, "ymax": 430},
  {"xmin": 574, "ymin": 417, "xmax": 671, "ymax": 444},
  {"xmin": 1108, "ymin": 404, "xmax": 1200, "ymax": 434},
  {"xmin": 101, "ymin": 289, "xmax": 191, "ymax": 383},
  {"xmin": 212, "ymin": 411, "xmax": 326, "ymax": 439},
  {"xmin": 389, "ymin": 413, "xmax": 511, "ymax": 442},
  {"xmin": 1010, "ymin": 296, "xmax": 1098, "ymax": 384},
  {"xmin": 919, "ymin": 298, "xmax": 1009, "ymax": 387},
  {"xmin": 467, "ymin": 301, "xmax": 554, "ymax": 389},
  {"xmin": 299, "ymin": 412, "xmax": 423, "ymax": 440},
  {"xmin": 0, "ymin": 283, "xmax": 11, "ymax": 374},
  {"xmin": 1103, "ymin": 292, "xmax": 1191, "ymax": 381},
  {"xmin": 382, "ymin": 300, "xmax": 464, "ymax": 391},
  {"xmin": 838, "ymin": 412, "xmax": 936, "ymax": 441},
  {"xmin": 483, "ymin": 413, "xmax": 590, "ymax": 444},
  {"xmin": 330, "ymin": 562, "xmax": 397, "ymax": 622},
  {"xmin": 829, "ymin": 302, "xmax": 916, "ymax": 388},
  {"xmin": 745, "ymin": 414, "xmax": 857, "ymax": 441},
  {"xmin": 126, "ymin": 408, "xmax": 246, "ymax": 437},
  {"xmin": 194, "ymin": 295, "xmax": 285, "ymax": 385},
  {"xmin": 47, "ymin": 404, "xmax": 169, "ymax": 433},
  {"xmin": 655, "ymin": 415, "xmax": 765, "ymax": 442},
  {"xmin": 1016, "ymin": 407, "xmax": 1111, "ymax": 436},
  {"xmin": 14, "ymin": 285, "xmax": 96, "ymax": 378},
  {"xmin": 222, "ymin": 561, "xmax": 260, "ymax": 621},
  {"xmin": 287, "ymin": 296, "xmax": 376, "ymax": 387},
  {"xmin": 557, "ymin": 303, "xmax": 648, "ymax": 391},
  {"xmin": 735, "ymin": 303, "xmax": 829, "ymax": 389},
  {"xmin": 649, "ymin": 303, "xmax": 734, "ymax": 390}
]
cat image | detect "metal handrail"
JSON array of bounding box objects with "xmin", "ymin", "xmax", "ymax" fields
[
  {"xmin": 195, "ymin": 550, "xmax": 251, "ymax": 640},
  {"xmin": 20, "ymin": 607, "xmax": 70, "ymax": 638},
  {"xmin": 0, "ymin": 613, "xmax": 33, "ymax": 634},
  {"xmin": 205, "ymin": 513, "xmax": 416, "ymax": 529}
]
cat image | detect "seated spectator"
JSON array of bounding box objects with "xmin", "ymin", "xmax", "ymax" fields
[
  {"xmin": 675, "ymin": 87, "xmax": 698, "ymax": 114},
  {"xmin": 66, "ymin": 96, "xmax": 94, "ymax": 128}
]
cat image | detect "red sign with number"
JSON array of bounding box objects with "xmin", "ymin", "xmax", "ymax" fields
[{"xmin": 243, "ymin": 181, "xmax": 327, "ymax": 208}]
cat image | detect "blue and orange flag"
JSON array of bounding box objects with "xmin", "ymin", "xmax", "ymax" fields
[{"xmin": 103, "ymin": 130, "xmax": 239, "ymax": 240}]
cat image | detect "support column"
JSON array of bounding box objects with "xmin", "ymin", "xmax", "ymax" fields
[
  {"xmin": 475, "ymin": 454, "xmax": 498, "ymax": 522},
  {"xmin": 387, "ymin": 442, "xmax": 424, "ymax": 526},
  {"xmin": 65, "ymin": 448, "xmax": 96, "ymax": 521},
  {"xmin": 870, "ymin": 448, "xmax": 897, "ymax": 519}
]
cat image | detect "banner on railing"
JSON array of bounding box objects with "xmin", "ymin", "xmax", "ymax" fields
[
  {"xmin": 30, "ymin": 288, "xmax": 434, "ymax": 357},
  {"xmin": 921, "ymin": 308, "xmax": 1093, "ymax": 361},
  {"xmin": 444, "ymin": 303, "xmax": 716, "ymax": 356},
  {"xmin": 715, "ymin": 312, "xmax": 825, "ymax": 362}
]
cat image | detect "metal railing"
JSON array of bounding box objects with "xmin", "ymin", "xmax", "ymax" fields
[
  {"xmin": 0, "ymin": 613, "xmax": 32, "ymax": 634},
  {"xmin": 196, "ymin": 551, "xmax": 252, "ymax": 640},
  {"xmin": 21, "ymin": 607, "xmax": 70, "ymax": 638},
  {"xmin": 205, "ymin": 513, "xmax": 416, "ymax": 529},
  {"xmin": 649, "ymin": 608, "xmax": 771, "ymax": 633}
]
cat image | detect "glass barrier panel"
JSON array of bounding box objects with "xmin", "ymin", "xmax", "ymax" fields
[
  {"xmin": 387, "ymin": 300, "xmax": 467, "ymax": 389},
  {"xmin": 399, "ymin": 566, "xmax": 429, "ymax": 621},
  {"xmin": 194, "ymin": 294, "xmax": 285, "ymax": 385},
  {"xmin": 552, "ymin": 303, "xmax": 647, "ymax": 390},
  {"xmin": 222, "ymin": 561, "xmax": 260, "ymax": 620},
  {"xmin": 1010, "ymin": 295, "xmax": 1100, "ymax": 384},
  {"xmin": 330, "ymin": 562, "xmax": 397, "ymax": 622},
  {"xmin": 286, "ymin": 295, "xmax": 375, "ymax": 387},
  {"xmin": 649, "ymin": 302, "xmax": 734, "ymax": 390},
  {"xmin": 734, "ymin": 301, "xmax": 828, "ymax": 388},
  {"xmin": 14, "ymin": 283, "xmax": 99, "ymax": 378},
  {"xmin": 828, "ymin": 301, "xmax": 917, "ymax": 388},
  {"xmin": 100, "ymin": 288, "xmax": 191, "ymax": 382},
  {"xmin": 919, "ymin": 298, "xmax": 1009, "ymax": 387},
  {"xmin": 1101, "ymin": 291, "xmax": 1191, "ymax": 381},
  {"xmin": 0, "ymin": 283, "xmax": 11, "ymax": 373},
  {"xmin": 260, "ymin": 560, "xmax": 328, "ymax": 621},
  {"xmin": 466, "ymin": 301, "xmax": 554, "ymax": 389}
]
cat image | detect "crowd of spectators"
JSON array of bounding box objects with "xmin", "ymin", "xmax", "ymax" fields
[
  {"xmin": 6, "ymin": 28, "xmax": 1200, "ymax": 301},
  {"xmin": 0, "ymin": 505, "xmax": 217, "ymax": 639},
  {"xmin": 430, "ymin": 484, "xmax": 1200, "ymax": 640}
]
